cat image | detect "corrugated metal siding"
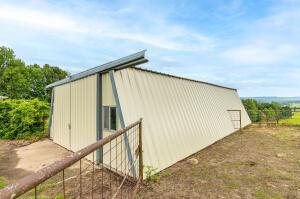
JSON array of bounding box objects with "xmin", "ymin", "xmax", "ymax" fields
[
  {"xmin": 51, "ymin": 75, "xmax": 97, "ymax": 159},
  {"xmin": 51, "ymin": 83, "xmax": 71, "ymax": 149},
  {"xmin": 102, "ymin": 73, "xmax": 126, "ymax": 172},
  {"xmin": 102, "ymin": 73, "xmax": 116, "ymax": 107},
  {"xmin": 70, "ymin": 75, "xmax": 97, "ymax": 159},
  {"xmin": 114, "ymin": 67, "xmax": 251, "ymax": 172}
]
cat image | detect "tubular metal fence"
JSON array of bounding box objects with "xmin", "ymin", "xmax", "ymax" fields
[
  {"xmin": 246, "ymin": 110, "xmax": 300, "ymax": 126},
  {"xmin": 0, "ymin": 119, "xmax": 143, "ymax": 199}
]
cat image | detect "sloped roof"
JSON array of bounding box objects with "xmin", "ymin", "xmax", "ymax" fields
[
  {"xmin": 46, "ymin": 50, "xmax": 236, "ymax": 91},
  {"xmin": 46, "ymin": 50, "xmax": 147, "ymax": 89}
]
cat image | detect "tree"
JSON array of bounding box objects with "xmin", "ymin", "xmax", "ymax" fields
[
  {"xmin": 42, "ymin": 64, "xmax": 68, "ymax": 101},
  {"xmin": 242, "ymin": 99, "xmax": 259, "ymax": 122},
  {"xmin": 43, "ymin": 64, "xmax": 69, "ymax": 86},
  {"xmin": 0, "ymin": 46, "xmax": 25, "ymax": 77},
  {"xmin": 264, "ymin": 107, "xmax": 276, "ymax": 122},
  {"xmin": 0, "ymin": 46, "xmax": 68, "ymax": 101},
  {"xmin": 27, "ymin": 64, "xmax": 47, "ymax": 100},
  {"xmin": 0, "ymin": 65, "xmax": 30, "ymax": 99}
]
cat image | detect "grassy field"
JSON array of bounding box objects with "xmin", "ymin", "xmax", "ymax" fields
[{"xmin": 279, "ymin": 112, "xmax": 300, "ymax": 125}]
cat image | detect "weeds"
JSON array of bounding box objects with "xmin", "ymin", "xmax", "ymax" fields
[
  {"xmin": 0, "ymin": 176, "xmax": 7, "ymax": 189},
  {"xmin": 145, "ymin": 166, "xmax": 160, "ymax": 183},
  {"xmin": 27, "ymin": 195, "xmax": 64, "ymax": 199}
]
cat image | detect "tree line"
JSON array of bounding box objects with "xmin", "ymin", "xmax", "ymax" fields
[
  {"xmin": 0, "ymin": 46, "xmax": 68, "ymax": 139},
  {"xmin": 242, "ymin": 99, "xmax": 293, "ymax": 123},
  {"xmin": 0, "ymin": 46, "xmax": 68, "ymax": 101}
]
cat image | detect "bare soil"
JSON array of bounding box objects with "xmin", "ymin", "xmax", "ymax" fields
[
  {"xmin": 1, "ymin": 125, "xmax": 300, "ymax": 198},
  {"xmin": 138, "ymin": 125, "xmax": 300, "ymax": 199}
]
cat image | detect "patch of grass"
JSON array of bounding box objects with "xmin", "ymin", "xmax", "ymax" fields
[
  {"xmin": 160, "ymin": 170, "xmax": 172, "ymax": 178},
  {"xmin": 27, "ymin": 195, "xmax": 64, "ymax": 199},
  {"xmin": 265, "ymin": 168, "xmax": 294, "ymax": 181},
  {"xmin": 225, "ymin": 181, "xmax": 240, "ymax": 189},
  {"xmin": 274, "ymin": 130, "xmax": 291, "ymax": 139},
  {"xmin": 219, "ymin": 174, "xmax": 240, "ymax": 190},
  {"xmin": 255, "ymin": 190, "xmax": 270, "ymax": 199},
  {"xmin": 20, "ymin": 183, "xmax": 57, "ymax": 199},
  {"xmin": 255, "ymin": 190, "xmax": 281, "ymax": 199},
  {"xmin": 279, "ymin": 112, "xmax": 300, "ymax": 126},
  {"xmin": 0, "ymin": 176, "xmax": 7, "ymax": 189}
]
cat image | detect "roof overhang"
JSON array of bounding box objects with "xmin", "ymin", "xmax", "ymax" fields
[{"xmin": 46, "ymin": 50, "xmax": 147, "ymax": 89}]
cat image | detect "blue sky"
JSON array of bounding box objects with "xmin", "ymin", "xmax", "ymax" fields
[{"xmin": 0, "ymin": 0, "xmax": 299, "ymax": 97}]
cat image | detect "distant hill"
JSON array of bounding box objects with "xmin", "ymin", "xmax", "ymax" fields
[{"xmin": 241, "ymin": 97, "xmax": 300, "ymax": 106}]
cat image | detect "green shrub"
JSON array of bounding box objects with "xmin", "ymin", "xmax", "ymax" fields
[{"xmin": 0, "ymin": 99, "xmax": 49, "ymax": 139}]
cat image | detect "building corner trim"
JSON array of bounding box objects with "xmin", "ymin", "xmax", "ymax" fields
[{"xmin": 48, "ymin": 89, "xmax": 55, "ymax": 138}]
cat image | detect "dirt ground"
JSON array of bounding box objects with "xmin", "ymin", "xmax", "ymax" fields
[
  {"xmin": 138, "ymin": 125, "xmax": 300, "ymax": 199},
  {"xmin": 1, "ymin": 125, "xmax": 300, "ymax": 198}
]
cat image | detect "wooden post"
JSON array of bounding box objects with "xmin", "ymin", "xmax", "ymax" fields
[{"xmin": 138, "ymin": 118, "xmax": 143, "ymax": 180}]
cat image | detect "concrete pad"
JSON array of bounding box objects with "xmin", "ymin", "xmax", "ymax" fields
[{"xmin": 15, "ymin": 139, "xmax": 71, "ymax": 172}]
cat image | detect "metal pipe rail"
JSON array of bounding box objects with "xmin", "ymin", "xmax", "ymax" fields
[{"xmin": 0, "ymin": 118, "xmax": 143, "ymax": 199}]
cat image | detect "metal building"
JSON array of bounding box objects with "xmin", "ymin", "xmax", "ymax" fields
[{"xmin": 47, "ymin": 50, "xmax": 251, "ymax": 176}]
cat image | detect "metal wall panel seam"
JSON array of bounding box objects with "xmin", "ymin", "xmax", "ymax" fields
[
  {"xmin": 96, "ymin": 73, "xmax": 103, "ymax": 163},
  {"xmin": 109, "ymin": 70, "xmax": 137, "ymax": 177}
]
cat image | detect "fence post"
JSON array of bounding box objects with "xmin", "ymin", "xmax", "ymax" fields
[{"xmin": 138, "ymin": 118, "xmax": 143, "ymax": 180}]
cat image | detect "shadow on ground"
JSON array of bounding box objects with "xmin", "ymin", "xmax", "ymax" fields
[{"xmin": 0, "ymin": 141, "xmax": 32, "ymax": 183}]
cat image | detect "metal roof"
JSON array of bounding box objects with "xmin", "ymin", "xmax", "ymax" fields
[
  {"xmin": 46, "ymin": 50, "xmax": 148, "ymax": 89},
  {"xmin": 46, "ymin": 50, "xmax": 236, "ymax": 91}
]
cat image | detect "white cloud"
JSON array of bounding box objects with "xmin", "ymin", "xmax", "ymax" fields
[
  {"xmin": 0, "ymin": 5, "xmax": 87, "ymax": 33},
  {"xmin": 0, "ymin": 3, "xmax": 215, "ymax": 52},
  {"xmin": 221, "ymin": 43, "xmax": 297, "ymax": 64},
  {"xmin": 1, "ymin": 0, "xmax": 300, "ymax": 97}
]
